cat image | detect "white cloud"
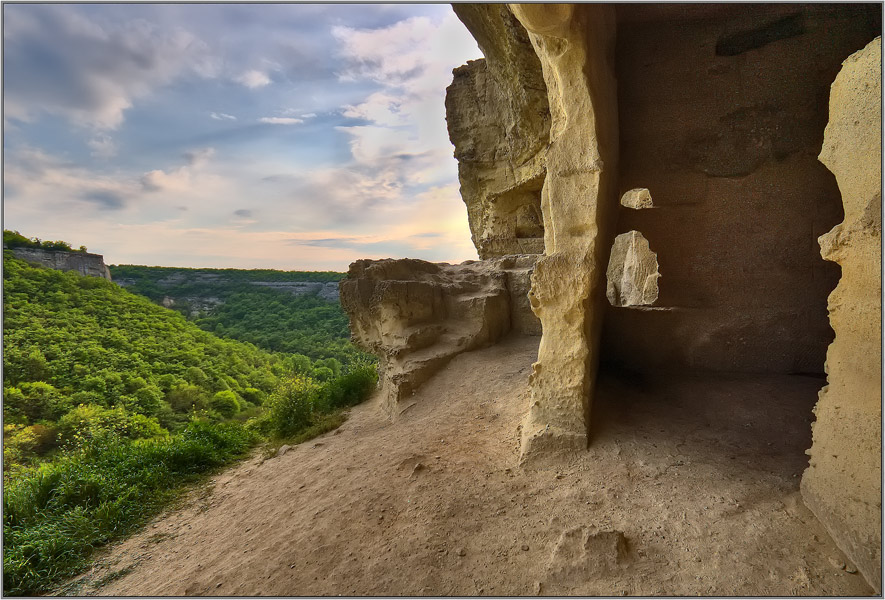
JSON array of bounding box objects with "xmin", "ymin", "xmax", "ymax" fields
[
  {"xmin": 142, "ymin": 147, "xmax": 216, "ymax": 193},
  {"xmin": 210, "ymin": 112, "xmax": 237, "ymax": 120},
  {"xmin": 300, "ymin": 113, "xmax": 317, "ymax": 119},
  {"xmin": 259, "ymin": 117, "xmax": 304, "ymax": 125},
  {"xmin": 332, "ymin": 12, "xmax": 480, "ymax": 186},
  {"xmin": 236, "ymin": 69, "xmax": 271, "ymax": 88}
]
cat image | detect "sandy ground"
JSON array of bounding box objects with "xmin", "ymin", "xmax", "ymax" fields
[{"xmin": 57, "ymin": 334, "xmax": 874, "ymax": 596}]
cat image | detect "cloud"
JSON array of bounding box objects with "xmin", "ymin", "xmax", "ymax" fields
[
  {"xmin": 4, "ymin": 4, "xmax": 219, "ymax": 130},
  {"xmin": 331, "ymin": 12, "xmax": 480, "ymax": 186},
  {"xmin": 300, "ymin": 113, "xmax": 317, "ymax": 119},
  {"xmin": 81, "ymin": 190, "xmax": 126, "ymax": 210},
  {"xmin": 210, "ymin": 112, "xmax": 237, "ymax": 121},
  {"xmin": 142, "ymin": 147, "xmax": 215, "ymax": 193},
  {"xmin": 87, "ymin": 133, "xmax": 117, "ymax": 159},
  {"xmin": 236, "ymin": 69, "xmax": 271, "ymax": 88},
  {"xmin": 233, "ymin": 209, "xmax": 253, "ymax": 218},
  {"xmin": 259, "ymin": 117, "xmax": 304, "ymax": 125},
  {"xmin": 4, "ymin": 146, "xmax": 140, "ymax": 213}
]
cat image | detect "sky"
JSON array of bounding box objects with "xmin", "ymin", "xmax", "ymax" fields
[{"xmin": 3, "ymin": 3, "xmax": 484, "ymax": 270}]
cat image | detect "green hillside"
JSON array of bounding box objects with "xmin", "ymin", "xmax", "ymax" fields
[{"xmin": 2, "ymin": 250, "xmax": 376, "ymax": 595}]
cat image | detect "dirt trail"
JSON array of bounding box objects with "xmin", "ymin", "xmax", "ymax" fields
[{"xmin": 60, "ymin": 335, "xmax": 874, "ymax": 596}]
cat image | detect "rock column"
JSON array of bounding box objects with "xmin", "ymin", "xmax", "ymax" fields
[
  {"xmin": 509, "ymin": 4, "xmax": 619, "ymax": 462},
  {"xmin": 801, "ymin": 36, "xmax": 882, "ymax": 593}
]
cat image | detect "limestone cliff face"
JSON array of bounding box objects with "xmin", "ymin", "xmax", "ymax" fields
[
  {"xmin": 8, "ymin": 247, "xmax": 112, "ymax": 280},
  {"xmin": 445, "ymin": 5, "xmax": 549, "ymax": 259},
  {"xmin": 801, "ymin": 36, "xmax": 881, "ymax": 593},
  {"xmin": 340, "ymin": 256, "xmax": 539, "ymax": 417}
]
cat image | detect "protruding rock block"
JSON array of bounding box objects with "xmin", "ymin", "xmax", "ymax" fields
[
  {"xmin": 340, "ymin": 256, "xmax": 540, "ymax": 417},
  {"xmin": 606, "ymin": 231, "xmax": 660, "ymax": 307},
  {"xmin": 619, "ymin": 188, "xmax": 653, "ymax": 210},
  {"xmin": 801, "ymin": 36, "xmax": 882, "ymax": 593}
]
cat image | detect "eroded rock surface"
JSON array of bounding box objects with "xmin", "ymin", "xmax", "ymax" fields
[
  {"xmin": 446, "ymin": 5, "xmax": 550, "ymax": 259},
  {"xmin": 801, "ymin": 36, "xmax": 882, "ymax": 593},
  {"xmin": 606, "ymin": 231, "xmax": 660, "ymax": 308},
  {"xmin": 509, "ymin": 4, "xmax": 621, "ymax": 462},
  {"xmin": 340, "ymin": 256, "xmax": 540, "ymax": 417}
]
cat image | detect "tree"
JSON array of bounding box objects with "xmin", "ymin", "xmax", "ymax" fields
[{"xmin": 209, "ymin": 390, "xmax": 240, "ymax": 418}]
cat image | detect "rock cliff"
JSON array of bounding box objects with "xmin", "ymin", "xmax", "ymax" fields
[
  {"xmin": 446, "ymin": 5, "xmax": 549, "ymax": 259},
  {"xmin": 7, "ymin": 247, "xmax": 112, "ymax": 280}
]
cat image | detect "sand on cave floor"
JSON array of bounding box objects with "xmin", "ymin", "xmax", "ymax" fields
[{"xmin": 57, "ymin": 334, "xmax": 874, "ymax": 597}]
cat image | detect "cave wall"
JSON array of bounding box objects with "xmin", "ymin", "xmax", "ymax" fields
[
  {"xmin": 801, "ymin": 36, "xmax": 882, "ymax": 593},
  {"xmin": 601, "ymin": 4, "xmax": 881, "ymax": 373}
]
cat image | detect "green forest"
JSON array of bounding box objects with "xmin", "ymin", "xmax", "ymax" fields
[
  {"xmin": 2, "ymin": 247, "xmax": 376, "ymax": 595},
  {"xmin": 108, "ymin": 265, "xmax": 365, "ymax": 365}
]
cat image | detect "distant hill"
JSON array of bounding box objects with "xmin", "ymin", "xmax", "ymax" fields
[{"xmin": 109, "ymin": 264, "xmax": 368, "ymax": 367}]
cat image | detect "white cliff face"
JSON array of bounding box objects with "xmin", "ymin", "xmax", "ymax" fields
[{"xmin": 8, "ymin": 247, "xmax": 112, "ymax": 280}]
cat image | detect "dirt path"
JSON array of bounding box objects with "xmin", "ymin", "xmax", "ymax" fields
[{"xmin": 60, "ymin": 335, "xmax": 874, "ymax": 596}]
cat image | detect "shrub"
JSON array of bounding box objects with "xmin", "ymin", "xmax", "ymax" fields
[
  {"xmin": 3, "ymin": 424, "xmax": 59, "ymax": 468},
  {"xmin": 262, "ymin": 375, "xmax": 320, "ymax": 438},
  {"xmin": 166, "ymin": 384, "xmax": 208, "ymax": 413},
  {"xmin": 56, "ymin": 405, "xmax": 165, "ymax": 447},
  {"xmin": 311, "ymin": 366, "xmax": 335, "ymax": 382},
  {"xmin": 321, "ymin": 364, "xmax": 378, "ymax": 411},
  {"xmin": 10, "ymin": 382, "xmax": 72, "ymax": 421},
  {"xmin": 209, "ymin": 390, "xmax": 240, "ymax": 418},
  {"xmin": 128, "ymin": 386, "xmax": 164, "ymax": 416},
  {"xmin": 240, "ymin": 387, "xmax": 266, "ymax": 405}
]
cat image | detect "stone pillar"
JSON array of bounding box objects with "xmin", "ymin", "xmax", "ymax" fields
[
  {"xmin": 801, "ymin": 36, "xmax": 881, "ymax": 593},
  {"xmin": 509, "ymin": 5, "xmax": 619, "ymax": 462}
]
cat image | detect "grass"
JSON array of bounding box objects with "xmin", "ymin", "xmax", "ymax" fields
[
  {"xmin": 3, "ymin": 420, "xmax": 255, "ymax": 596},
  {"xmin": 262, "ymin": 411, "xmax": 349, "ymax": 459}
]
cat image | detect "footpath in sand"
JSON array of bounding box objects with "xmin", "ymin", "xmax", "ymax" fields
[{"xmin": 59, "ymin": 335, "xmax": 874, "ymax": 596}]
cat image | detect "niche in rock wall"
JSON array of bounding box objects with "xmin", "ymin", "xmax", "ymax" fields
[{"xmin": 479, "ymin": 175, "xmax": 545, "ymax": 257}]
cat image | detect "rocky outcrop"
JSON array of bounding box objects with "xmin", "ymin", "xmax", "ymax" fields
[
  {"xmin": 446, "ymin": 5, "xmax": 550, "ymax": 259},
  {"xmin": 801, "ymin": 36, "xmax": 882, "ymax": 593},
  {"xmin": 8, "ymin": 247, "xmax": 111, "ymax": 280},
  {"xmin": 340, "ymin": 256, "xmax": 540, "ymax": 417}
]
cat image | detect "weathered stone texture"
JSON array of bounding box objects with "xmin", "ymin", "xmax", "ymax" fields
[
  {"xmin": 606, "ymin": 231, "xmax": 659, "ymax": 308},
  {"xmin": 619, "ymin": 188, "xmax": 653, "ymax": 210},
  {"xmin": 340, "ymin": 256, "xmax": 540, "ymax": 417},
  {"xmin": 8, "ymin": 247, "xmax": 112, "ymax": 280},
  {"xmin": 446, "ymin": 5, "xmax": 550, "ymax": 259},
  {"xmin": 801, "ymin": 36, "xmax": 882, "ymax": 593},
  {"xmin": 508, "ymin": 4, "xmax": 620, "ymax": 462}
]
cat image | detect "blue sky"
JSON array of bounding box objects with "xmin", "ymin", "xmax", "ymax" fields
[{"xmin": 3, "ymin": 3, "xmax": 482, "ymax": 270}]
